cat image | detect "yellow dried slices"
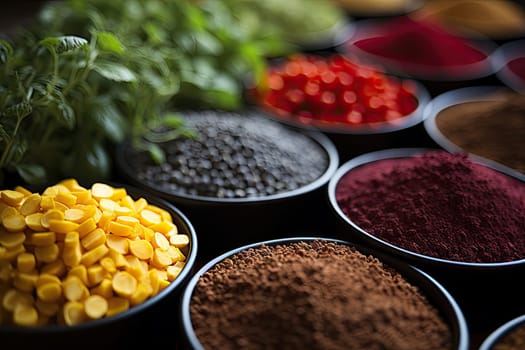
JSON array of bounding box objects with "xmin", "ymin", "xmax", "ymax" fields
[{"xmin": 0, "ymin": 180, "xmax": 190, "ymax": 327}]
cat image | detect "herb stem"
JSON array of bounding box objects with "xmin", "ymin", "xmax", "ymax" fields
[{"xmin": 0, "ymin": 115, "xmax": 23, "ymax": 168}]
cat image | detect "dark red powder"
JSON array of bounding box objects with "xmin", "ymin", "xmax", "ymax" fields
[
  {"xmin": 335, "ymin": 150, "xmax": 525, "ymax": 263},
  {"xmin": 353, "ymin": 17, "xmax": 487, "ymax": 67},
  {"xmin": 508, "ymin": 57, "xmax": 525, "ymax": 81}
]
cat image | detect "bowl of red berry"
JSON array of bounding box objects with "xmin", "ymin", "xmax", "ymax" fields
[{"xmin": 248, "ymin": 54, "xmax": 431, "ymax": 161}]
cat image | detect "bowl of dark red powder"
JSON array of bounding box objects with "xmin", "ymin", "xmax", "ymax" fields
[
  {"xmin": 329, "ymin": 148, "xmax": 525, "ymax": 268},
  {"xmin": 492, "ymin": 39, "xmax": 525, "ymax": 93},
  {"xmin": 336, "ymin": 16, "xmax": 497, "ymax": 96},
  {"xmin": 181, "ymin": 237, "xmax": 469, "ymax": 350},
  {"xmin": 423, "ymin": 86, "xmax": 525, "ymax": 176},
  {"xmin": 115, "ymin": 110, "xmax": 339, "ymax": 259}
]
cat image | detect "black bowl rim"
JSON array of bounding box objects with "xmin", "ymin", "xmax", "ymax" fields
[
  {"xmin": 479, "ymin": 313, "xmax": 525, "ymax": 350},
  {"xmin": 0, "ymin": 183, "xmax": 198, "ymax": 334},
  {"xmin": 252, "ymin": 74, "xmax": 431, "ymax": 135},
  {"xmin": 423, "ymin": 85, "xmax": 525, "ymax": 181},
  {"xmin": 327, "ymin": 147, "xmax": 525, "ymax": 269},
  {"xmin": 180, "ymin": 236, "xmax": 469, "ymax": 350},
  {"xmin": 334, "ymin": 17, "xmax": 497, "ymax": 81},
  {"xmin": 491, "ymin": 39, "xmax": 525, "ymax": 93},
  {"xmin": 115, "ymin": 122, "xmax": 339, "ymax": 205}
]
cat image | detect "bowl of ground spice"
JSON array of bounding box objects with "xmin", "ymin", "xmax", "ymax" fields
[
  {"xmin": 492, "ymin": 39, "xmax": 525, "ymax": 93},
  {"xmin": 480, "ymin": 314, "xmax": 525, "ymax": 350},
  {"xmin": 249, "ymin": 53, "xmax": 431, "ymax": 161},
  {"xmin": 328, "ymin": 148, "xmax": 525, "ymax": 341},
  {"xmin": 337, "ymin": 16, "xmax": 497, "ymax": 96},
  {"xmin": 181, "ymin": 237, "xmax": 469, "ymax": 350},
  {"xmin": 423, "ymin": 86, "xmax": 525, "ymax": 176},
  {"xmin": 115, "ymin": 109, "xmax": 339, "ymax": 259},
  {"xmin": 410, "ymin": 0, "xmax": 525, "ymax": 44},
  {"xmin": 329, "ymin": 148, "xmax": 525, "ymax": 267},
  {"xmin": 331, "ymin": 0, "xmax": 423, "ymax": 19},
  {"xmin": 0, "ymin": 179, "xmax": 198, "ymax": 349}
]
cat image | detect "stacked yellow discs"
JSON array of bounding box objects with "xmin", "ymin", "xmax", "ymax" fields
[{"xmin": 0, "ymin": 180, "xmax": 190, "ymax": 327}]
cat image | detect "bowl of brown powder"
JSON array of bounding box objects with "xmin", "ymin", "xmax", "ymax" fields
[
  {"xmin": 423, "ymin": 86, "xmax": 525, "ymax": 176},
  {"xmin": 480, "ymin": 314, "xmax": 525, "ymax": 350},
  {"xmin": 181, "ymin": 237, "xmax": 468, "ymax": 350}
]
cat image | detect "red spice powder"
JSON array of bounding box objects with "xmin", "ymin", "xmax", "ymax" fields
[
  {"xmin": 335, "ymin": 150, "xmax": 525, "ymax": 263},
  {"xmin": 508, "ymin": 57, "xmax": 525, "ymax": 81},
  {"xmin": 353, "ymin": 17, "xmax": 487, "ymax": 67}
]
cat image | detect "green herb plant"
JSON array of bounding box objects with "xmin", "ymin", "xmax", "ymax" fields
[{"xmin": 1, "ymin": 0, "xmax": 287, "ymax": 187}]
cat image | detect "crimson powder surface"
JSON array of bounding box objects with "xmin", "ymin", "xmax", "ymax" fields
[
  {"xmin": 190, "ymin": 240, "xmax": 453, "ymax": 350},
  {"xmin": 335, "ymin": 150, "xmax": 525, "ymax": 263}
]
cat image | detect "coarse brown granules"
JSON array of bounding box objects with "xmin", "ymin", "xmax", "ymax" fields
[
  {"xmin": 493, "ymin": 322, "xmax": 525, "ymax": 350},
  {"xmin": 189, "ymin": 240, "xmax": 453, "ymax": 350},
  {"xmin": 435, "ymin": 93, "xmax": 525, "ymax": 174}
]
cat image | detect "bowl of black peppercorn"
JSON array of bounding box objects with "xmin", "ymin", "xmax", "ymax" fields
[{"xmin": 115, "ymin": 109, "xmax": 339, "ymax": 259}]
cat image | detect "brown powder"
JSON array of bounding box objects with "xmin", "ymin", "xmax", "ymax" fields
[
  {"xmin": 413, "ymin": 0, "xmax": 525, "ymax": 38},
  {"xmin": 435, "ymin": 93, "xmax": 525, "ymax": 174},
  {"xmin": 493, "ymin": 322, "xmax": 525, "ymax": 350},
  {"xmin": 190, "ymin": 240, "xmax": 453, "ymax": 350}
]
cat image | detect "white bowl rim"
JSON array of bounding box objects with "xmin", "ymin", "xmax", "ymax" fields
[{"xmin": 479, "ymin": 313, "xmax": 525, "ymax": 350}]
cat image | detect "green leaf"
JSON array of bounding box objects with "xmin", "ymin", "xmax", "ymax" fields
[
  {"xmin": 193, "ymin": 32, "xmax": 222, "ymax": 55},
  {"xmin": 16, "ymin": 163, "xmax": 47, "ymax": 185},
  {"xmin": 0, "ymin": 40, "xmax": 13, "ymax": 64},
  {"xmin": 210, "ymin": 73, "xmax": 239, "ymax": 94},
  {"xmin": 204, "ymin": 88, "xmax": 240, "ymax": 110},
  {"xmin": 0, "ymin": 125, "xmax": 11, "ymax": 142},
  {"xmin": 96, "ymin": 31, "xmax": 125, "ymax": 54},
  {"xmin": 57, "ymin": 101, "xmax": 75, "ymax": 129},
  {"xmin": 93, "ymin": 62, "xmax": 137, "ymax": 82},
  {"xmin": 143, "ymin": 23, "xmax": 164, "ymax": 45},
  {"xmin": 3, "ymin": 102, "xmax": 33, "ymax": 120},
  {"xmin": 93, "ymin": 99, "xmax": 126, "ymax": 142},
  {"xmin": 39, "ymin": 37, "xmax": 60, "ymax": 52},
  {"xmin": 163, "ymin": 114, "xmax": 184, "ymax": 128},
  {"xmin": 145, "ymin": 142, "xmax": 165, "ymax": 165},
  {"xmin": 56, "ymin": 36, "xmax": 88, "ymax": 54},
  {"xmin": 84, "ymin": 142, "xmax": 110, "ymax": 177},
  {"xmin": 67, "ymin": 142, "xmax": 110, "ymax": 184}
]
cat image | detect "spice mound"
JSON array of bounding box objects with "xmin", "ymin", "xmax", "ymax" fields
[
  {"xmin": 349, "ymin": 16, "xmax": 489, "ymax": 77},
  {"xmin": 412, "ymin": 0, "xmax": 525, "ymax": 39},
  {"xmin": 190, "ymin": 240, "xmax": 453, "ymax": 350},
  {"xmin": 491, "ymin": 319, "xmax": 525, "ymax": 350},
  {"xmin": 251, "ymin": 54, "xmax": 419, "ymax": 128},
  {"xmin": 435, "ymin": 92, "xmax": 525, "ymax": 174},
  {"xmin": 129, "ymin": 110, "xmax": 329, "ymax": 198},
  {"xmin": 335, "ymin": 150, "xmax": 525, "ymax": 263},
  {"xmin": 0, "ymin": 180, "xmax": 190, "ymax": 327}
]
